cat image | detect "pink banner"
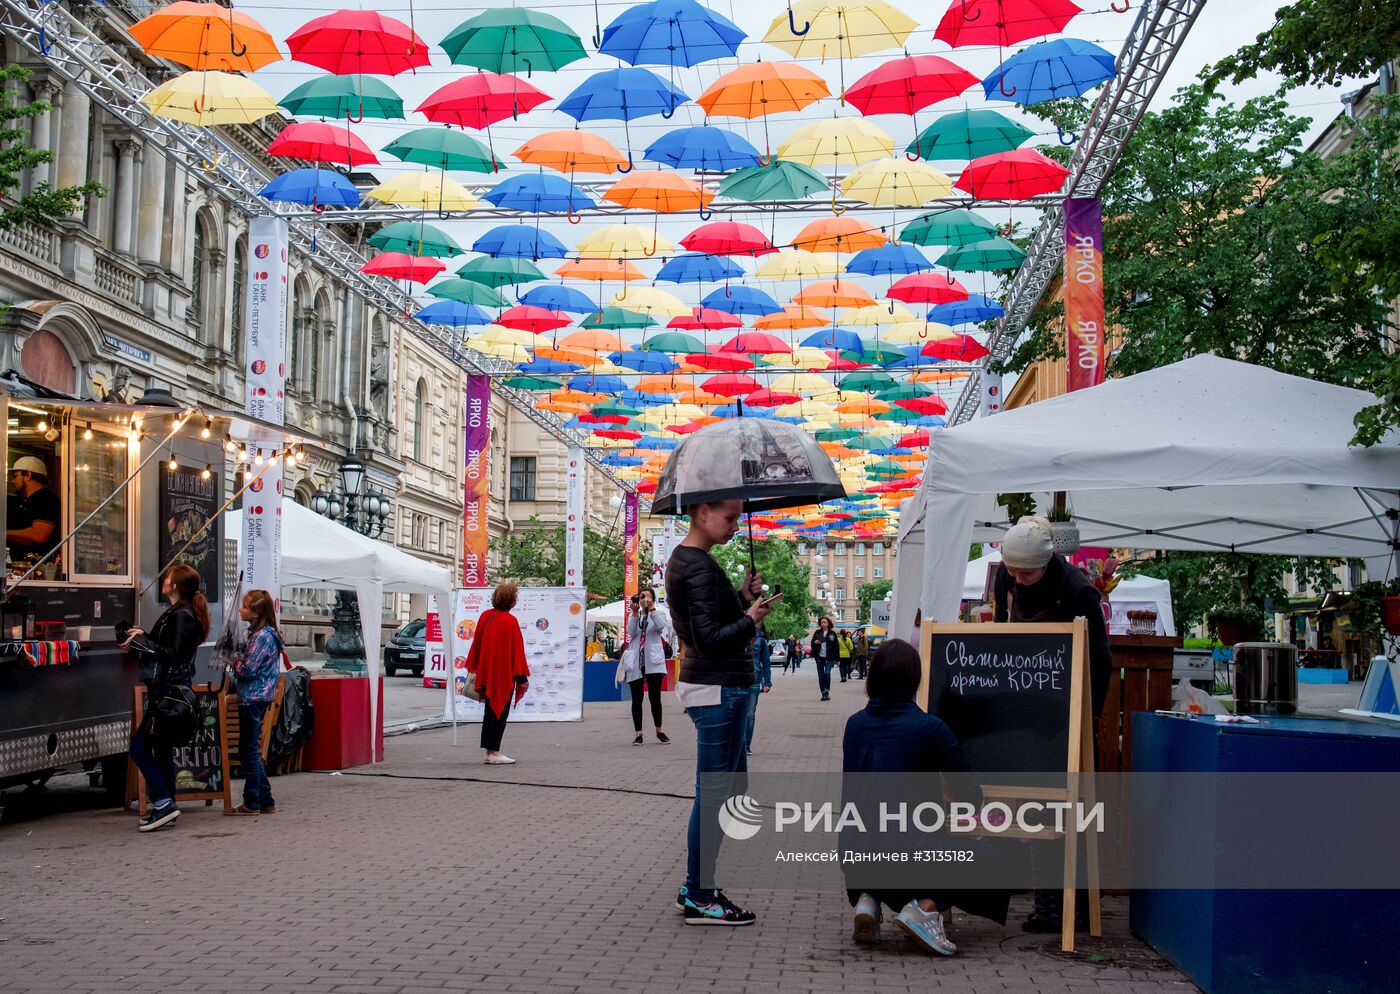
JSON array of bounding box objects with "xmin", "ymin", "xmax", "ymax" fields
[
  {"xmin": 461, "ymin": 375, "xmax": 490, "ymax": 587},
  {"xmin": 623, "ymin": 493, "xmax": 639, "ymax": 637},
  {"xmin": 1064, "ymin": 197, "xmax": 1106, "ymax": 393}
]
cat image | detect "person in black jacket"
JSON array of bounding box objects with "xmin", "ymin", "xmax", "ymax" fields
[
  {"xmin": 125, "ymin": 563, "xmax": 211, "ymax": 833},
  {"xmin": 665, "ymin": 499, "xmax": 777, "ymax": 927},
  {"xmin": 810, "ymin": 616, "xmax": 839, "ymax": 700}
]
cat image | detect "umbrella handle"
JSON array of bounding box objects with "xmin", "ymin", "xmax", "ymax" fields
[
  {"xmin": 39, "ymin": 25, "xmax": 51, "ymax": 55},
  {"xmin": 227, "ymin": 9, "xmax": 248, "ymax": 58},
  {"xmin": 998, "ymin": 74, "xmax": 1018, "ymax": 99},
  {"xmin": 567, "ymin": 206, "xmax": 583, "ymax": 225},
  {"xmin": 201, "ymin": 148, "xmax": 219, "ymax": 172},
  {"xmin": 521, "ymin": 56, "xmax": 533, "ymax": 80},
  {"xmin": 617, "ymin": 152, "xmax": 635, "ymax": 174},
  {"xmin": 698, "ymin": 206, "xmax": 713, "ymax": 221},
  {"xmin": 787, "ymin": 6, "xmax": 811, "ymax": 36},
  {"xmin": 1111, "ymin": 0, "xmax": 1131, "ymax": 11},
  {"xmin": 830, "ymin": 185, "xmax": 848, "ymax": 216},
  {"xmin": 1057, "ymin": 125, "xmax": 1078, "ymax": 146},
  {"xmin": 962, "ymin": 3, "xmax": 983, "ymax": 22},
  {"xmin": 193, "ymin": 94, "xmax": 206, "ymax": 115},
  {"xmin": 347, "ymin": 95, "xmax": 364, "ymax": 124},
  {"xmin": 661, "ymin": 105, "xmax": 677, "ymax": 120},
  {"xmin": 757, "ymin": 151, "xmax": 772, "ymax": 166}
]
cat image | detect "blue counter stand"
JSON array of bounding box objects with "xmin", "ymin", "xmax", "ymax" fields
[
  {"xmin": 1130, "ymin": 713, "xmax": 1400, "ymax": 994},
  {"xmin": 582, "ymin": 659, "xmax": 629, "ymax": 702}
]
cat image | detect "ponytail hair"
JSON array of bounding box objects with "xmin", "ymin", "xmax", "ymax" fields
[
  {"xmin": 242, "ymin": 588, "xmax": 279, "ymax": 636},
  {"xmin": 166, "ymin": 563, "xmax": 211, "ymax": 639}
]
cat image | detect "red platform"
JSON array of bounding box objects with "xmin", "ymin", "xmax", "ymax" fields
[{"xmin": 302, "ymin": 675, "xmax": 384, "ymax": 770}]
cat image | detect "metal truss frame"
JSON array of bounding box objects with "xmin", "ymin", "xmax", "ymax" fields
[{"xmin": 947, "ymin": 0, "xmax": 1209, "ymax": 424}]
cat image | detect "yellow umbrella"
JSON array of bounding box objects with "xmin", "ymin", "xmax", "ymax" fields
[
  {"xmin": 638, "ymin": 403, "xmax": 707, "ymax": 426},
  {"xmin": 763, "ymin": 1, "xmax": 918, "ymax": 61},
  {"xmin": 773, "ymin": 399, "xmax": 838, "ymax": 421},
  {"xmin": 609, "ymin": 286, "xmax": 691, "ymax": 318},
  {"xmin": 474, "ymin": 325, "xmax": 539, "ymax": 348},
  {"xmin": 788, "ymin": 347, "xmax": 836, "ymax": 370},
  {"xmin": 754, "ymin": 249, "xmax": 845, "ymax": 281},
  {"xmin": 881, "ymin": 321, "xmax": 955, "ymax": 344},
  {"xmin": 465, "ymin": 335, "xmax": 533, "ymax": 364},
  {"xmin": 768, "ymin": 372, "xmax": 840, "ymax": 398},
  {"xmin": 576, "ymin": 224, "xmax": 676, "ymax": 260},
  {"xmin": 841, "ymin": 157, "xmax": 953, "ymax": 207},
  {"xmin": 140, "ymin": 71, "xmax": 279, "ymax": 125},
  {"xmin": 777, "ymin": 118, "xmax": 893, "ymax": 167},
  {"xmin": 838, "ymin": 304, "xmax": 919, "ymax": 328},
  {"xmin": 369, "ymin": 172, "xmax": 479, "ymax": 212}
]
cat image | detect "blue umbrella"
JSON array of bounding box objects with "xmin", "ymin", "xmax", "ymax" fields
[
  {"xmin": 609, "ymin": 350, "xmax": 680, "ymax": 373},
  {"xmin": 482, "ymin": 174, "xmax": 596, "ymax": 214},
  {"xmin": 800, "ymin": 328, "xmax": 864, "ymax": 354},
  {"xmin": 701, "ymin": 285, "xmax": 781, "ymax": 316},
  {"xmin": 600, "ymin": 453, "xmax": 645, "ymax": 467},
  {"xmin": 569, "ymin": 374, "xmax": 628, "ymax": 394},
  {"xmin": 616, "ymin": 388, "xmax": 669, "ymax": 406},
  {"xmin": 473, "ymin": 224, "xmax": 569, "ymax": 260},
  {"xmin": 655, "ymin": 252, "xmax": 745, "ymax": 284},
  {"xmin": 259, "ymin": 167, "xmax": 360, "ymax": 207},
  {"xmin": 414, "ymin": 301, "xmax": 493, "ymax": 327},
  {"xmin": 634, "ymin": 435, "xmax": 679, "ymax": 450},
  {"xmin": 884, "ymin": 344, "xmax": 929, "ymax": 369},
  {"xmin": 518, "ymin": 285, "xmax": 597, "ymax": 314},
  {"xmin": 845, "ymin": 244, "xmax": 934, "ymax": 278},
  {"xmin": 644, "ymin": 126, "xmax": 760, "ymax": 171},
  {"xmin": 599, "ymin": 0, "xmax": 745, "ymax": 67},
  {"xmin": 516, "ymin": 356, "xmax": 583, "ymax": 374},
  {"xmin": 558, "ymin": 68, "xmax": 689, "ymax": 122},
  {"xmin": 984, "ymin": 39, "xmax": 1117, "ymax": 114},
  {"xmin": 927, "ymin": 294, "xmax": 1005, "ymax": 325}
]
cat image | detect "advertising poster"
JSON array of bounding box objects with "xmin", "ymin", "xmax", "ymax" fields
[
  {"xmin": 565, "ymin": 446, "xmax": 584, "ymax": 587},
  {"xmin": 980, "ymin": 370, "xmax": 1003, "ymax": 417},
  {"xmin": 1064, "ymin": 197, "xmax": 1107, "ymax": 393},
  {"xmin": 623, "ymin": 492, "xmax": 639, "ymax": 635},
  {"xmin": 444, "ymin": 586, "xmax": 587, "ymax": 723},
  {"xmin": 160, "ymin": 465, "xmax": 220, "ymax": 602},
  {"xmin": 461, "ymin": 375, "xmax": 491, "ymax": 587},
  {"xmin": 422, "ymin": 594, "xmax": 448, "ymax": 687}
]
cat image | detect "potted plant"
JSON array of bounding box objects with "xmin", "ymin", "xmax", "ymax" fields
[
  {"xmin": 1350, "ymin": 578, "xmax": 1400, "ymax": 641},
  {"xmin": 1207, "ymin": 604, "xmax": 1266, "ymax": 646},
  {"xmin": 1046, "ymin": 492, "xmax": 1080, "ymax": 556}
]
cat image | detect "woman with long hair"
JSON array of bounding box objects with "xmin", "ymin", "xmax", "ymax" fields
[
  {"xmin": 621, "ymin": 588, "xmax": 672, "ymax": 745},
  {"xmin": 231, "ymin": 588, "xmax": 282, "ymax": 815},
  {"xmin": 466, "ymin": 581, "xmax": 531, "ymax": 765},
  {"xmin": 810, "ymin": 616, "xmax": 839, "ymax": 701},
  {"xmin": 124, "ymin": 563, "xmax": 210, "ymax": 832}
]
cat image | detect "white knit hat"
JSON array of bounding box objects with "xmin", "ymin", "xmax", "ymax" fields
[{"xmin": 1001, "ymin": 515, "xmax": 1054, "ymax": 569}]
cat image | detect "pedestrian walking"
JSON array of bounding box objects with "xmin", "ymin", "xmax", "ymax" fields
[
  {"xmin": 785, "ymin": 635, "xmax": 800, "ymax": 672},
  {"xmin": 838, "ymin": 630, "xmax": 854, "ymax": 682},
  {"xmin": 854, "ymin": 628, "xmax": 870, "ymax": 680},
  {"xmin": 746, "ymin": 624, "xmax": 773, "ymax": 755},
  {"xmin": 811, "ymin": 617, "xmax": 839, "ymax": 701},
  {"xmin": 466, "ymin": 581, "xmax": 531, "ymax": 765},
  {"xmin": 230, "ymin": 589, "xmax": 282, "ymax": 816},
  {"xmin": 666, "ymin": 499, "xmax": 778, "ymax": 926},
  {"xmin": 124, "ymin": 563, "xmax": 210, "ymax": 833},
  {"xmin": 621, "ymin": 588, "xmax": 672, "ymax": 745}
]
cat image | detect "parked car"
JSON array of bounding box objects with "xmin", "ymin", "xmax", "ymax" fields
[
  {"xmin": 384, "ymin": 619, "xmax": 427, "ymax": 677},
  {"xmin": 769, "ymin": 642, "xmax": 788, "ymax": 667}
]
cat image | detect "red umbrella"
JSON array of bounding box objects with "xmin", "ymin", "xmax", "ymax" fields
[
  {"xmin": 897, "ymin": 429, "xmax": 931, "ymax": 447},
  {"xmin": 637, "ymin": 479, "xmax": 658, "ymax": 494},
  {"xmin": 888, "ymin": 273, "xmax": 968, "ymax": 305},
  {"xmin": 417, "ymin": 72, "xmax": 551, "ymax": 130},
  {"xmin": 935, "ymin": 0, "xmax": 1084, "ymax": 50},
  {"xmin": 893, "ymin": 396, "xmax": 949, "ymax": 416},
  {"xmin": 496, "ymin": 305, "xmax": 571, "ymax": 333},
  {"xmin": 593, "ymin": 424, "xmax": 643, "ymax": 440},
  {"xmin": 846, "ymin": 56, "xmax": 980, "ymax": 117},
  {"xmin": 268, "ymin": 122, "xmax": 378, "ymax": 166},
  {"xmin": 723, "ymin": 332, "xmax": 792, "ymax": 355},
  {"xmin": 685, "ymin": 350, "xmax": 756, "ymax": 371},
  {"xmin": 286, "ymin": 10, "xmax": 430, "ymax": 76},
  {"xmin": 824, "ymin": 351, "xmax": 867, "ymax": 370},
  {"xmin": 579, "ymin": 411, "xmax": 631, "ymax": 425},
  {"xmin": 679, "ymin": 221, "xmax": 775, "ymax": 257},
  {"xmin": 956, "ymin": 149, "xmax": 1069, "ymax": 200},
  {"xmin": 701, "ymin": 372, "xmax": 760, "ymax": 397},
  {"xmin": 921, "ymin": 334, "xmax": 989, "ymax": 361},
  {"xmin": 744, "ymin": 388, "xmax": 802, "ymax": 407},
  {"xmin": 667, "ymin": 420, "xmax": 708, "ymax": 435},
  {"xmin": 359, "ymin": 253, "xmax": 444, "ymax": 284},
  {"xmin": 866, "ymin": 477, "xmax": 921, "ymax": 493},
  {"xmin": 669, "ymin": 307, "xmax": 743, "ymax": 331}
]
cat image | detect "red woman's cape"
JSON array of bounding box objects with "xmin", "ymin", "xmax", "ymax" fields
[{"xmin": 465, "ymin": 608, "xmax": 530, "ymax": 718}]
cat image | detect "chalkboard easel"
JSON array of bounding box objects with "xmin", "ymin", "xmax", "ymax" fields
[
  {"xmin": 131, "ymin": 683, "xmax": 234, "ymax": 817},
  {"xmin": 918, "ymin": 620, "xmax": 1101, "ymax": 952}
]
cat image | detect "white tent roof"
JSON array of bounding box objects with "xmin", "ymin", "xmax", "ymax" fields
[
  {"xmin": 587, "ymin": 599, "xmax": 627, "ymax": 626},
  {"xmin": 895, "ymin": 356, "xmax": 1400, "ymax": 633}
]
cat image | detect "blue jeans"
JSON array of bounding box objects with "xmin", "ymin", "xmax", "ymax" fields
[
  {"xmin": 130, "ymin": 726, "xmax": 176, "ymax": 809},
  {"xmin": 745, "ymin": 685, "xmax": 762, "ymax": 752},
  {"xmin": 685, "ymin": 686, "xmax": 751, "ymax": 900},
  {"xmin": 817, "ymin": 657, "xmax": 832, "ymax": 695},
  {"xmin": 239, "ymin": 702, "xmax": 275, "ymax": 810}
]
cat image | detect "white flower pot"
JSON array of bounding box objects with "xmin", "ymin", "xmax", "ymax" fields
[{"xmin": 1049, "ymin": 520, "xmax": 1081, "ymax": 556}]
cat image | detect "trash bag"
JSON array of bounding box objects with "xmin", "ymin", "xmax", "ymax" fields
[
  {"xmin": 268, "ymin": 666, "xmax": 315, "ymax": 771},
  {"xmin": 1171, "ymin": 679, "xmax": 1227, "ymax": 715}
]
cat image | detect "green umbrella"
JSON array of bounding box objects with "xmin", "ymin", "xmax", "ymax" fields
[
  {"xmin": 456, "ymin": 256, "xmax": 547, "ymax": 288},
  {"xmin": 815, "ymin": 427, "xmax": 861, "ymax": 442},
  {"xmin": 866, "ymin": 459, "xmax": 908, "ymax": 476},
  {"xmin": 858, "ymin": 340, "xmax": 907, "ymax": 367},
  {"xmin": 591, "ymin": 401, "xmax": 641, "ymax": 418},
  {"xmin": 906, "ymin": 110, "xmax": 1034, "ymax": 161},
  {"xmin": 581, "ymin": 306, "xmax": 655, "ymax": 330},
  {"xmin": 838, "ymin": 370, "xmax": 897, "ymax": 393},
  {"xmin": 939, "ymin": 236, "xmax": 1026, "ymax": 272},
  {"xmin": 873, "ymin": 382, "xmax": 934, "ymax": 400},
  {"xmin": 641, "ymin": 331, "xmax": 705, "ymax": 354},
  {"xmin": 427, "ymin": 278, "xmax": 509, "ymax": 307},
  {"xmin": 843, "ymin": 436, "xmax": 888, "ymax": 451},
  {"xmin": 845, "ymin": 492, "xmax": 878, "ymax": 502},
  {"xmin": 368, "ymin": 221, "xmax": 463, "ymax": 258},
  {"xmin": 504, "ymin": 375, "xmax": 562, "ymax": 390},
  {"xmin": 901, "ymin": 209, "xmax": 999, "ymax": 249},
  {"xmin": 280, "ymin": 74, "xmax": 404, "ymax": 120},
  {"xmin": 715, "ymin": 160, "xmax": 828, "ymax": 202},
  {"xmin": 384, "ymin": 128, "xmax": 499, "ymax": 173},
  {"xmin": 441, "ymin": 9, "xmax": 587, "ymax": 75},
  {"xmin": 873, "ymin": 407, "xmax": 926, "ymax": 424}
]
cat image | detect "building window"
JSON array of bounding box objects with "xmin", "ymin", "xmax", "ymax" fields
[
  {"xmin": 230, "ymin": 237, "xmax": 245, "ymax": 355},
  {"xmin": 191, "ymin": 219, "xmax": 207, "ymax": 321},
  {"xmin": 873, "ymin": 565, "xmax": 883, "ymax": 578},
  {"xmin": 836, "ymin": 587, "xmax": 845, "ymax": 601},
  {"xmin": 836, "ymin": 542, "xmax": 846, "ymax": 554},
  {"xmin": 412, "ymin": 379, "xmax": 427, "ymax": 462},
  {"xmin": 874, "ymin": 542, "xmax": 885, "ymax": 554},
  {"xmin": 855, "ymin": 543, "xmax": 866, "ymax": 555},
  {"xmin": 796, "ymin": 543, "xmax": 807, "ymax": 556},
  {"xmin": 835, "ymin": 565, "xmax": 845, "ymax": 578},
  {"xmin": 855, "ymin": 565, "xmax": 865, "ymax": 578},
  {"xmin": 509, "ymin": 455, "xmax": 537, "ymax": 500}
]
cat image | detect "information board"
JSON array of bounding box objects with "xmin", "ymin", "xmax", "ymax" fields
[
  {"xmin": 133, "ymin": 682, "xmax": 232, "ymax": 813},
  {"xmin": 159, "ymin": 465, "xmax": 221, "ymax": 602}
]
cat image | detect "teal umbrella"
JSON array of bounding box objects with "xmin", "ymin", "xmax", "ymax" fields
[
  {"xmin": 383, "ymin": 128, "xmax": 499, "ymax": 173},
  {"xmin": 838, "ymin": 370, "xmax": 897, "ymax": 393},
  {"xmin": 901, "ymin": 209, "xmax": 1000, "ymax": 248},
  {"xmin": 715, "ymin": 159, "xmax": 828, "ymax": 202},
  {"xmin": 873, "ymin": 382, "xmax": 934, "ymax": 400},
  {"xmin": 504, "ymin": 375, "xmax": 562, "ymax": 390},
  {"xmin": 641, "ymin": 330, "xmax": 705, "ymax": 353},
  {"xmin": 940, "ymin": 236, "xmax": 1027, "ymax": 272},
  {"xmin": 815, "ymin": 427, "xmax": 861, "ymax": 442},
  {"xmin": 427, "ymin": 278, "xmax": 509, "ymax": 307},
  {"xmin": 280, "ymin": 75, "xmax": 404, "ymax": 121},
  {"xmin": 906, "ymin": 109, "xmax": 1034, "ymax": 161},
  {"xmin": 368, "ymin": 221, "xmax": 463, "ymax": 258},
  {"xmin": 855, "ymin": 340, "xmax": 907, "ymax": 367},
  {"xmin": 441, "ymin": 9, "xmax": 587, "ymax": 75},
  {"xmin": 581, "ymin": 307, "xmax": 655, "ymax": 331},
  {"xmin": 456, "ymin": 256, "xmax": 547, "ymax": 288}
]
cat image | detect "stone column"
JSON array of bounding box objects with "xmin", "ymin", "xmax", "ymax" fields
[
  {"xmin": 55, "ymin": 81, "xmax": 90, "ymax": 196},
  {"xmin": 28, "ymin": 76, "xmax": 60, "ymax": 190},
  {"xmin": 112, "ymin": 139, "xmax": 139, "ymax": 256},
  {"xmin": 136, "ymin": 138, "xmax": 167, "ymax": 268}
]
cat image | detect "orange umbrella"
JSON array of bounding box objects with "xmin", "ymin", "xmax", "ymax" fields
[
  {"xmin": 637, "ymin": 374, "xmax": 693, "ymax": 394},
  {"xmin": 534, "ymin": 344, "xmax": 600, "ymax": 365},
  {"xmin": 555, "ymin": 258, "xmax": 648, "ymax": 282},
  {"xmin": 129, "ymin": 1, "xmax": 282, "ymax": 72},
  {"xmin": 697, "ymin": 61, "xmax": 830, "ymax": 119},
  {"xmin": 820, "ymin": 442, "xmax": 859, "ymax": 460},
  {"xmin": 603, "ymin": 171, "xmax": 715, "ymax": 213},
  {"xmin": 537, "ymin": 398, "xmax": 591, "ymax": 414},
  {"xmin": 836, "ymin": 396, "xmax": 892, "ymax": 415},
  {"xmin": 792, "ymin": 279, "xmax": 876, "ymax": 309},
  {"xmin": 753, "ymin": 305, "xmax": 829, "ymax": 331},
  {"xmin": 559, "ymin": 329, "xmax": 626, "ymax": 353},
  {"xmin": 674, "ymin": 387, "xmax": 730, "ymax": 406},
  {"xmin": 549, "ymin": 388, "xmax": 609, "ymax": 405},
  {"xmin": 909, "ymin": 369, "xmax": 971, "ymax": 383},
  {"xmin": 792, "ymin": 216, "xmax": 888, "ymax": 253},
  {"xmin": 514, "ymin": 130, "xmax": 627, "ymax": 175}
]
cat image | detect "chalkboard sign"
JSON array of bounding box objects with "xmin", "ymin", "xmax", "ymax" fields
[
  {"xmin": 134, "ymin": 683, "xmax": 232, "ymax": 813},
  {"xmin": 919, "ymin": 621, "xmax": 1087, "ymax": 777},
  {"xmin": 159, "ymin": 466, "xmax": 221, "ymax": 605}
]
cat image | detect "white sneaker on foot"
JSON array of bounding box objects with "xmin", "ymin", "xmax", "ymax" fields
[
  {"xmin": 895, "ymin": 901, "xmax": 956, "ymax": 956},
  {"xmin": 852, "ymin": 892, "xmax": 881, "ymax": 944},
  {"xmin": 485, "ymin": 754, "xmax": 516, "ymax": 765}
]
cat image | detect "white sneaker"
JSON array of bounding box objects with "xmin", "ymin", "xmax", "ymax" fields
[
  {"xmin": 852, "ymin": 892, "xmax": 881, "ymax": 944},
  {"xmin": 485, "ymin": 754, "xmax": 516, "ymax": 765},
  {"xmin": 895, "ymin": 901, "xmax": 957, "ymax": 956}
]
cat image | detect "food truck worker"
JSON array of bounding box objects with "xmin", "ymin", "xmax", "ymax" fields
[{"xmin": 7, "ymin": 456, "xmax": 61, "ymax": 559}]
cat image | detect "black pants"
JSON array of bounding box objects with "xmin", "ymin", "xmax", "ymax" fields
[
  {"xmin": 629, "ymin": 673, "xmax": 664, "ymax": 732},
  {"xmin": 481, "ymin": 695, "xmax": 511, "ymax": 752}
]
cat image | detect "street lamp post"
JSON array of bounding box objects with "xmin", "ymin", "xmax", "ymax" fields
[{"xmin": 311, "ymin": 456, "xmax": 392, "ymax": 675}]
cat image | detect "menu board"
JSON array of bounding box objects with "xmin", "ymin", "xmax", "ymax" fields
[
  {"xmin": 160, "ymin": 465, "xmax": 221, "ymax": 603},
  {"xmin": 71, "ymin": 429, "xmax": 128, "ymax": 577}
]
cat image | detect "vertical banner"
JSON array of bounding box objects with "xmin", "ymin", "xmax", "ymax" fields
[
  {"xmin": 422, "ymin": 595, "xmax": 447, "ymax": 687},
  {"xmin": 1064, "ymin": 197, "xmax": 1107, "ymax": 393},
  {"xmin": 980, "ymin": 370, "xmax": 1003, "ymax": 417},
  {"xmin": 241, "ymin": 216, "xmax": 288, "ymax": 603},
  {"xmin": 461, "ymin": 375, "xmax": 491, "ymax": 587},
  {"xmin": 623, "ymin": 492, "xmax": 640, "ymax": 636},
  {"xmin": 564, "ymin": 445, "xmax": 584, "ymax": 588}
]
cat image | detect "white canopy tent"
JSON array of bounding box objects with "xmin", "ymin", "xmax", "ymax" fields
[
  {"xmin": 586, "ymin": 599, "xmax": 627, "ymax": 627},
  {"xmin": 894, "ymin": 356, "xmax": 1400, "ymax": 639},
  {"xmin": 228, "ymin": 499, "xmax": 454, "ymax": 762}
]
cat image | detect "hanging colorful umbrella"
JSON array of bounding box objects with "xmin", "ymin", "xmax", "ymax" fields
[
  {"xmin": 777, "ymin": 118, "xmax": 894, "ymax": 167},
  {"xmin": 607, "ymin": 286, "xmax": 691, "ymax": 317},
  {"xmin": 577, "ymin": 225, "xmax": 677, "ymax": 259},
  {"xmin": 755, "ymin": 249, "xmax": 844, "ymax": 281},
  {"xmin": 557, "ymin": 67, "xmax": 689, "ymax": 122},
  {"xmin": 936, "ymin": 0, "xmax": 1084, "ymax": 50},
  {"xmin": 578, "ymin": 309, "xmax": 655, "ymax": 335},
  {"xmin": 457, "ymin": 256, "xmax": 547, "ymax": 287},
  {"xmin": 715, "ymin": 160, "xmax": 828, "ymax": 202},
  {"xmin": 482, "ymin": 174, "xmax": 596, "ymax": 214},
  {"xmin": 840, "ymin": 157, "xmax": 953, "ymax": 207},
  {"xmin": 141, "ymin": 71, "xmax": 279, "ymax": 125},
  {"xmin": 841, "ymin": 303, "xmax": 918, "ymax": 327},
  {"xmin": 555, "ymin": 258, "xmax": 648, "ymax": 282},
  {"xmin": 685, "ymin": 350, "xmax": 757, "ymax": 372},
  {"xmin": 670, "ymin": 308, "xmax": 744, "ymax": 331},
  {"xmin": 642, "ymin": 332, "xmax": 708, "ymax": 354},
  {"xmin": 700, "ymin": 286, "xmax": 782, "ymax": 316},
  {"xmin": 370, "ymin": 221, "xmax": 463, "ymax": 257},
  {"xmin": 983, "ymin": 39, "xmax": 1117, "ymax": 107},
  {"xmin": 260, "ymin": 167, "xmax": 360, "ymax": 208},
  {"xmin": 940, "ymin": 236, "xmax": 1027, "ymax": 271},
  {"xmin": 268, "ymin": 121, "xmax": 378, "ymax": 166},
  {"xmin": 701, "ymin": 373, "xmax": 761, "ymax": 397},
  {"xmin": 383, "ymin": 128, "xmax": 499, "ymax": 173},
  {"xmin": 927, "ymin": 293, "xmax": 1005, "ymax": 325},
  {"xmin": 752, "ymin": 306, "xmax": 828, "ymax": 331},
  {"xmin": 846, "ymin": 243, "xmax": 932, "ymax": 277},
  {"xmin": 792, "ymin": 216, "xmax": 887, "ymax": 254},
  {"xmin": 920, "ymin": 334, "xmax": 989, "ymax": 361},
  {"xmin": 368, "ymin": 173, "xmax": 479, "ymax": 212},
  {"xmin": 887, "ymin": 272, "xmax": 968, "ymax": 304},
  {"xmin": 427, "ymin": 278, "xmax": 510, "ymax": 307},
  {"xmin": 286, "ymin": 11, "xmax": 429, "ymax": 76},
  {"xmin": 417, "ymin": 73, "xmax": 551, "ymax": 129},
  {"xmin": 279, "ymin": 74, "xmax": 403, "ymax": 121},
  {"xmin": 656, "ymin": 253, "xmax": 745, "ymax": 284},
  {"xmin": 497, "ymin": 305, "xmax": 572, "ymax": 333},
  {"xmin": 724, "ymin": 332, "xmax": 792, "ymax": 355},
  {"xmin": 955, "ymin": 148, "xmax": 1069, "ymax": 200},
  {"xmin": 792, "ymin": 280, "xmax": 876, "ymax": 309},
  {"xmin": 802, "ymin": 328, "xmax": 865, "ymax": 353},
  {"xmin": 472, "ymin": 225, "xmax": 569, "ymax": 260},
  {"xmin": 360, "ymin": 253, "xmax": 444, "ymax": 284},
  {"xmin": 679, "ymin": 221, "xmax": 775, "ymax": 257},
  {"xmin": 515, "ymin": 131, "xmax": 628, "ymax": 175},
  {"xmin": 441, "ymin": 9, "xmax": 587, "ymax": 75},
  {"xmin": 604, "ymin": 172, "xmax": 714, "ymax": 213},
  {"xmin": 644, "ymin": 126, "xmax": 761, "ymax": 171},
  {"xmin": 129, "ymin": 1, "xmax": 282, "ymax": 72},
  {"xmin": 519, "ymin": 285, "xmax": 597, "ymax": 313},
  {"xmin": 901, "ymin": 208, "xmax": 1000, "ymax": 247},
  {"xmin": 845, "ymin": 55, "xmax": 979, "ymax": 116},
  {"xmin": 599, "ymin": 0, "xmax": 745, "ymax": 67},
  {"xmin": 763, "ymin": 0, "xmax": 918, "ymax": 101},
  {"xmin": 414, "ymin": 301, "xmax": 494, "ymax": 327},
  {"xmin": 696, "ymin": 60, "xmax": 830, "ymax": 118},
  {"xmin": 906, "ymin": 108, "xmax": 1034, "ymax": 161}
]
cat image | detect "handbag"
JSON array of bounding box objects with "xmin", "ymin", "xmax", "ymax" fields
[
  {"xmin": 459, "ymin": 613, "xmax": 492, "ymax": 702},
  {"xmin": 151, "ymin": 684, "xmax": 198, "ymax": 746}
]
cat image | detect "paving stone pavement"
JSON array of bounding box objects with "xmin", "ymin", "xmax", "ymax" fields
[{"xmin": 0, "ymin": 665, "xmax": 1197, "ymax": 994}]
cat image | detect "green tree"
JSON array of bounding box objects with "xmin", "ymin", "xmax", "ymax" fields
[
  {"xmin": 711, "ymin": 537, "xmax": 814, "ymax": 641},
  {"xmin": 0, "ymin": 65, "xmax": 103, "ymax": 230},
  {"xmin": 489, "ymin": 516, "xmax": 650, "ymax": 604},
  {"xmin": 855, "ymin": 578, "xmax": 893, "ymax": 625},
  {"xmin": 1206, "ymin": 0, "xmax": 1400, "ymax": 88}
]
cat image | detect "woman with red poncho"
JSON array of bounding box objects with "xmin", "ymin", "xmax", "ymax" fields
[{"xmin": 465, "ymin": 581, "xmax": 531, "ymax": 765}]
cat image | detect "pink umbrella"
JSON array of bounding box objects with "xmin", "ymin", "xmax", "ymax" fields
[
  {"xmin": 417, "ymin": 72, "xmax": 551, "ymax": 130},
  {"xmin": 679, "ymin": 221, "xmax": 775, "ymax": 257},
  {"xmin": 669, "ymin": 307, "xmax": 744, "ymax": 331}
]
